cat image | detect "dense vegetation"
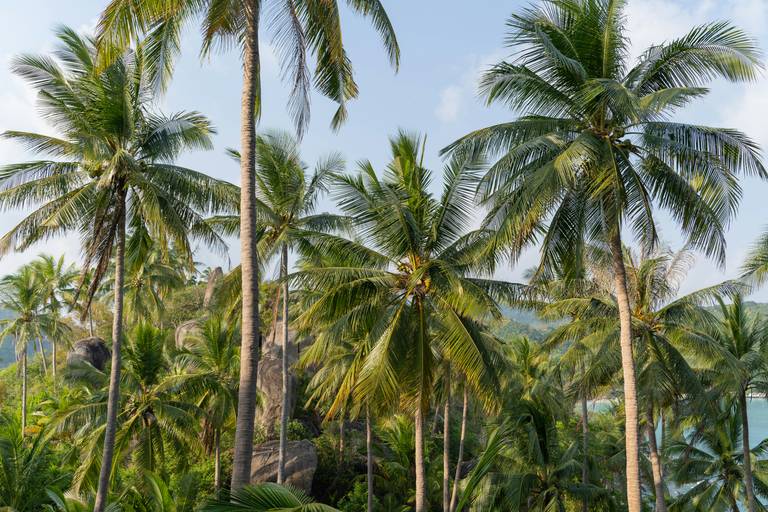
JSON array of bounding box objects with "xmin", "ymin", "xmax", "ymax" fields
[{"xmin": 1, "ymin": 0, "xmax": 768, "ymax": 511}]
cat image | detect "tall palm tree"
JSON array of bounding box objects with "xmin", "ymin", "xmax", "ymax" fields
[
  {"xmin": 97, "ymin": 0, "xmax": 400, "ymax": 495},
  {"xmin": 0, "ymin": 265, "xmax": 53, "ymax": 433},
  {"xmin": 226, "ymin": 130, "xmax": 344, "ymax": 483},
  {"xmin": 176, "ymin": 316, "xmax": 240, "ymax": 491},
  {"xmin": 294, "ymin": 132, "xmax": 516, "ymax": 512},
  {"xmin": 443, "ymin": 3, "xmax": 764, "ymax": 509},
  {"xmin": 700, "ymin": 294, "xmax": 768, "ymax": 512},
  {"xmin": 31, "ymin": 254, "xmax": 77, "ymax": 383},
  {"xmin": 0, "ymin": 28, "xmax": 237, "ymax": 510}
]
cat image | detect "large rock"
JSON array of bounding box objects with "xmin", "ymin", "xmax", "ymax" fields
[
  {"xmin": 67, "ymin": 337, "xmax": 110, "ymax": 371},
  {"xmin": 256, "ymin": 321, "xmax": 300, "ymax": 435},
  {"xmin": 251, "ymin": 439, "xmax": 317, "ymax": 492},
  {"xmin": 175, "ymin": 319, "xmax": 202, "ymax": 350}
]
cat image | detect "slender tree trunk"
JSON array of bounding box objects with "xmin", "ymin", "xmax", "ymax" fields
[
  {"xmin": 277, "ymin": 243, "xmax": 290, "ymax": 484},
  {"xmin": 450, "ymin": 385, "xmax": 468, "ymax": 512},
  {"xmin": 51, "ymin": 337, "xmax": 57, "ymax": 384},
  {"xmin": 231, "ymin": 0, "xmax": 261, "ymax": 492},
  {"xmin": 89, "ymin": 307, "xmax": 94, "ymax": 337},
  {"xmin": 366, "ymin": 405, "xmax": 374, "ymax": 512},
  {"xmin": 608, "ymin": 230, "xmax": 641, "ymax": 512},
  {"xmin": 442, "ymin": 372, "xmax": 451, "ymax": 512},
  {"xmin": 94, "ymin": 194, "xmax": 126, "ymax": 512},
  {"xmin": 37, "ymin": 338, "xmax": 47, "ymax": 375},
  {"xmin": 645, "ymin": 405, "xmax": 667, "ymax": 512},
  {"xmin": 415, "ymin": 403, "xmax": 427, "ymax": 512},
  {"xmin": 21, "ymin": 350, "xmax": 27, "ymax": 435},
  {"xmin": 740, "ymin": 391, "xmax": 757, "ymax": 512},
  {"xmin": 581, "ymin": 390, "xmax": 589, "ymax": 512},
  {"xmin": 214, "ymin": 429, "xmax": 222, "ymax": 491}
]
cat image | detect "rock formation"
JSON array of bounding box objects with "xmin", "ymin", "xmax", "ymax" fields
[
  {"xmin": 250, "ymin": 439, "xmax": 317, "ymax": 492},
  {"xmin": 256, "ymin": 320, "xmax": 300, "ymax": 435},
  {"xmin": 66, "ymin": 337, "xmax": 110, "ymax": 371}
]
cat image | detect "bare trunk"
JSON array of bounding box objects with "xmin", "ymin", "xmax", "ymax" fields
[
  {"xmin": 230, "ymin": 0, "xmax": 261, "ymax": 492},
  {"xmin": 89, "ymin": 307, "xmax": 94, "ymax": 337},
  {"xmin": 646, "ymin": 405, "xmax": 667, "ymax": 512},
  {"xmin": 214, "ymin": 429, "xmax": 221, "ymax": 491},
  {"xmin": 277, "ymin": 244, "xmax": 290, "ymax": 484},
  {"xmin": 366, "ymin": 406, "xmax": 374, "ymax": 512},
  {"xmin": 581, "ymin": 390, "xmax": 589, "ymax": 512},
  {"xmin": 415, "ymin": 404, "xmax": 427, "ymax": 512},
  {"xmin": 21, "ymin": 350, "xmax": 27, "ymax": 435},
  {"xmin": 608, "ymin": 230, "xmax": 641, "ymax": 512},
  {"xmin": 37, "ymin": 338, "xmax": 47, "ymax": 375},
  {"xmin": 449, "ymin": 385, "xmax": 468, "ymax": 512},
  {"xmin": 94, "ymin": 192, "xmax": 126, "ymax": 512},
  {"xmin": 51, "ymin": 336, "xmax": 57, "ymax": 384},
  {"xmin": 442, "ymin": 373, "xmax": 451, "ymax": 512},
  {"xmin": 740, "ymin": 392, "xmax": 757, "ymax": 512}
]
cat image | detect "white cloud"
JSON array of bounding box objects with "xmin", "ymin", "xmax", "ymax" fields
[{"xmin": 435, "ymin": 85, "xmax": 463, "ymax": 123}]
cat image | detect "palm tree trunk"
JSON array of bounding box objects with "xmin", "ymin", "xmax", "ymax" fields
[
  {"xmin": 608, "ymin": 230, "xmax": 641, "ymax": 512},
  {"xmin": 88, "ymin": 306, "xmax": 94, "ymax": 337},
  {"xmin": 415, "ymin": 403, "xmax": 427, "ymax": 512},
  {"xmin": 51, "ymin": 337, "xmax": 57, "ymax": 384},
  {"xmin": 581, "ymin": 390, "xmax": 589, "ymax": 512},
  {"xmin": 740, "ymin": 391, "xmax": 757, "ymax": 512},
  {"xmin": 214, "ymin": 429, "xmax": 221, "ymax": 491},
  {"xmin": 21, "ymin": 349, "xmax": 27, "ymax": 435},
  {"xmin": 645, "ymin": 405, "xmax": 667, "ymax": 512},
  {"xmin": 94, "ymin": 193, "xmax": 126, "ymax": 512},
  {"xmin": 366, "ymin": 405, "xmax": 374, "ymax": 512},
  {"xmin": 442, "ymin": 372, "xmax": 451, "ymax": 512},
  {"xmin": 277, "ymin": 243, "xmax": 290, "ymax": 484},
  {"xmin": 450, "ymin": 385, "xmax": 468, "ymax": 512},
  {"xmin": 231, "ymin": 0, "xmax": 261, "ymax": 492},
  {"xmin": 37, "ymin": 338, "xmax": 47, "ymax": 375}
]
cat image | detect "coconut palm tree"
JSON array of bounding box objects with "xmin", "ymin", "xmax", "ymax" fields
[
  {"xmin": 223, "ymin": 130, "xmax": 345, "ymax": 483},
  {"xmin": 294, "ymin": 132, "xmax": 517, "ymax": 512},
  {"xmin": 443, "ymin": 3, "xmax": 765, "ymax": 508},
  {"xmin": 0, "ymin": 265, "xmax": 53, "ymax": 433},
  {"xmin": 668, "ymin": 399, "xmax": 768, "ymax": 512},
  {"xmin": 0, "ymin": 28, "xmax": 237, "ymax": 509},
  {"xmin": 176, "ymin": 316, "xmax": 240, "ymax": 491},
  {"xmin": 97, "ymin": 1, "xmax": 400, "ymax": 496},
  {"xmin": 57, "ymin": 323, "xmax": 200, "ymax": 494},
  {"xmin": 31, "ymin": 254, "xmax": 77, "ymax": 383},
  {"xmin": 699, "ymin": 294, "xmax": 768, "ymax": 512}
]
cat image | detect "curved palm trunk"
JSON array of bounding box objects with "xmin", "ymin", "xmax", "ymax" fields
[
  {"xmin": 366, "ymin": 406, "xmax": 374, "ymax": 512},
  {"xmin": 37, "ymin": 338, "xmax": 47, "ymax": 375},
  {"xmin": 277, "ymin": 243, "xmax": 290, "ymax": 484},
  {"xmin": 231, "ymin": 0, "xmax": 262, "ymax": 492},
  {"xmin": 608, "ymin": 231, "xmax": 641, "ymax": 512},
  {"xmin": 449, "ymin": 385, "xmax": 468, "ymax": 512},
  {"xmin": 94, "ymin": 196, "xmax": 126, "ymax": 512},
  {"xmin": 415, "ymin": 403, "xmax": 427, "ymax": 512},
  {"xmin": 20, "ymin": 349, "xmax": 27, "ymax": 435},
  {"xmin": 442, "ymin": 372, "xmax": 451, "ymax": 512},
  {"xmin": 581, "ymin": 390, "xmax": 589, "ymax": 512},
  {"xmin": 740, "ymin": 392, "xmax": 757, "ymax": 512},
  {"xmin": 645, "ymin": 405, "xmax": 667, "ymax": 512}
]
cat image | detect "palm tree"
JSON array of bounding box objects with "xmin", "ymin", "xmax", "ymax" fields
[
  {"xmin": 176, "ymin": 316, "xmax": 240, "ymax": 491},
  {"xmin": 0, "ymin": 28, "xmax": 236, "ymax": 510},
  {"xmin": 31, "ymin": 254, "xmax": 77, "ymax": 384},
  {"xmin": 700, "ymin": 294, "xmax": 768, "ymax": 512},
  {"xmin": 0, "ymin": 265, "xmax": 53, "ymax": 433},
  {"xmin": 443, "ymin": 3, "xmax": 765, "ymax": 508},
  {"xmin": 97, "ymin": 0, "xmax": 400, "ymax": 495},
  {"xmin": 668, "ymin": 399, "xmax": 768, "ymax": 512},
  {"xmin": 742, "ymin": 229, "xmax": 768, "ymax": 286},
  {"xmin": 294, "ymin": 132, "xmax": 516, "ymax": 512},
  {"xmin": 202, "ymin": 483, "xmax": 340, "ymax": 512},
  {"xmin": 57, "ymin": 323, "xmax": 200, "ymax": 494},
  {"xmin": 226, "ymin": 130, "xmax": 344, "ymax": 483},
  {"xmin": 0, "ymin": 414, "xmax": 65, "ymax": 511}
]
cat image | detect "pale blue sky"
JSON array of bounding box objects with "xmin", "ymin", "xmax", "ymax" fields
[{"xmin": 1, "ymin": 1, "xmax": 767, "ymax": 299}]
